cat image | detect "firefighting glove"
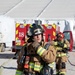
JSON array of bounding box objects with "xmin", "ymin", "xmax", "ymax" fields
[
  {"xmin": 62, "ymin": 49, "xmax": 67, "ymax": 53},
  {"xmin": 50, "ymin": 41, "xmax": 55, "ymax": 45},
  {"xmin": 15, "ymin": 70, "xmax": 23, "ymax": 75},
  {"xmin": 32, "ymin": 40, "xmax": 40, "ymax": 51},
  {"xmin": 62, "ymin": 48, "xmax": 69, "ymax": 53},
  {"xmin": 57, "ymin": 42, "xmax": 64, "ymax": 47}
]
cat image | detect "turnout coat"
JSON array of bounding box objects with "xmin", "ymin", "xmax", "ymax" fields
[{"xmin": 17, "ymin": 42, "xmax": 56, "ymax": 73}]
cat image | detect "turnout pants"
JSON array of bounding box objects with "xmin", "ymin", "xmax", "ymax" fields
[
  {"xmin": 56, "ymin": 55, "xmax": 67, "ymax": 75},
  {"xmin": 23, "ymin": 72, "xmax": 42, "ymax": 75}
]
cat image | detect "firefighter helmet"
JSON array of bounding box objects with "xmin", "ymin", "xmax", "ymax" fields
[
  {"xmin": 27, "ymin": 23, "xmax": 44, "ymax": 37},
  {"xmin": 56, "ymin": 32, "xmax": 64, "ymax": 40}
]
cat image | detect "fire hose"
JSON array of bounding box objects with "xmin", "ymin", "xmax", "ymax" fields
[
  {"xmin": 0, "ymin": 58, "xmax": 13, "ymax": 75},
  {"xmin": 67, "ymin": 54, "xmax": 75, "ymax": 66}
]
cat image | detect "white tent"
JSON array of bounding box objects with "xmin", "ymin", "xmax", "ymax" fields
[
  {"xmin": 0, "ymin": 0, "xmax": 75, "ymax": 47},
  {"xmin": 0, "ymin": 0, "xmax": 75, "ymax": 19}
]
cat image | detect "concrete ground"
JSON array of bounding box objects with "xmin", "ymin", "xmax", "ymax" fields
[
  {"xmin": 0, "ymin": 49, "xmax": 75, "ymax": 75},
  {"xmin": 66, "ymin": 50, "xmax": 75, "ymax": 75}
]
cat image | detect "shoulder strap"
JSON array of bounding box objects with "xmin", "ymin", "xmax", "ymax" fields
[
  {"xmin": 19, "ymin": 44, "xmax": 27, "ymax": 65},
  {"xmin": 24, "ymin": 44, "xmax": 27, "ymax": 56},
  {"xmin": 20, "ymin": 44, "xmax": 27, "ymax": 56}
]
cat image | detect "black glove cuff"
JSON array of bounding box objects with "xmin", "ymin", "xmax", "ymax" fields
[
  {"xmin": 57, "ymin": 42, "xmax": 64, "ymax": 47},
  {"xmin": 62, "ymin": 50, "xmax": 66, "ymax": 53}
]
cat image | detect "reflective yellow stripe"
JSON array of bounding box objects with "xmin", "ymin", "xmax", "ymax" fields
[
  {"xmin": 16, "ymin": 37, "xmax": 18, "ymax": 40},
  {"xmin": 54, "ymin": 42, "xmax": 58, "ymax": 45},
  {"xmin": 16, "ymin": 30, "xmax": 18, "ymax": 35},
  {"xmin": 30, "ymin": 24, "xmax": 32, "ymax": 27},
  {"xmin": 57, "ymin": 54, "xmax": 61, "ymax": 57},
  {"xmin": 56, "ymin": 71, "xmax": 59, "ymax": 75},
  {"xmin": 59, "ymin": 72, "xmax": 66, "ymax": 75},
  {"xmin": 34, "ymin": 64, "xmax": 43, "ymax": 72},
  {"xmin": 53, "ymin": 31, "xmax": 56, "ymax": 36},
  {"xmin": 16, "ymin": 70, "xmax": 23, "ymax": 75},
  {"xmin": 48, "ymin": 62, "xmax": 55, "ymax": 69},
  {"xmin": 29, "ymin": 62, "xmax": 43, "ymax": 72},
  {"xmin": 16, "ymin": 23, "xmax": 20, "ymax": 28},
  {"xmin": 56, "ymin": 47, "xmax": 62, "ymax": 50},
  {"xmin": 24, "ymin": 24, "xmax": 27, "ymax": 26},
  {"xmin": 57, "ymin": 53, "xmax": 66, "ymax": 57},
  {"xmin": 52, "ymin": 24, "xmax": 56, "ymax": 29},
  {"xmin": 44, "ymin": 24, "xmax": 48, "ymax": 27},
  {"xmin": 37, "ymin": 47, "xmax": 45, "ymax": 56},
  {"xmin": 29, "ymin": 62, "xmax": 34, "ymax": 68},
  {"xmin": 64, "ymin": 44, "xmax": 67, "ymax": 48},
  {"xmin": 16, "ymin": 42, "xmax": 21, "ymax": 45}
]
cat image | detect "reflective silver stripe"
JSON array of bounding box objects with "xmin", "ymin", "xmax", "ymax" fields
[
  {"xmin": 37, "ymin": 47, "xmax": 45, "ymax": 56},
  {"xmin": 48, "ymin": 62, "xmax": 55, "ymax": 70},
  {"xmin": 29, "ymin": 62, "xmax": 43, "ymax": 72},
  {"xmin": 57, "ymin": 53, "xmax": 66, "ymax": 57},
  {"xmin": 34, "ymin": 64, "xmax": 43, "ymax": 72},
  {"xmin": 64, "ymin": 44, "xmax": 67, "ymax": 48}
]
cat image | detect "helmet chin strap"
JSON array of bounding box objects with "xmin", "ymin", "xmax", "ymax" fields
[
  {"xmin": 42, "ymin": 33, "xmax": 44, "ymax": 42},
  {"xmin": 41, "ymin": 34, "xmax": 44, "ymax": 46}
]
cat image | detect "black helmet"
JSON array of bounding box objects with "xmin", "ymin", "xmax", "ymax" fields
[{"xmin": 27, "ymin": 23, "xmax": 44, "ymax": 37}]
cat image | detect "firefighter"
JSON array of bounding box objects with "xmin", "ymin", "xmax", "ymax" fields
[
  {"xmin": 15, "ymin": 23, "xmax": 56, "ymax": 75},
  {"xmin": 51, "ymin": 32, "xmax": 70, "ymax": 75}
]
